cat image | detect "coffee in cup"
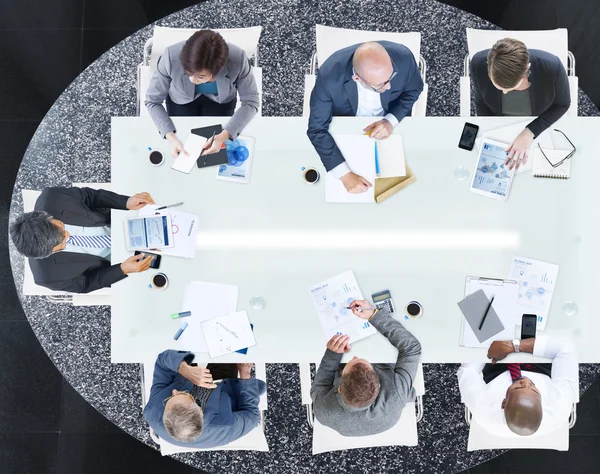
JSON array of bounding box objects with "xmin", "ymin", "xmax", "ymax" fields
[
  {"xmin": 148, "ymin": 149, "xmax": 164, "ymax": 166},
  {"xmin": 404, "ymin": 301, "xmax": 423, "ymax": 320},
  {"xmin": 303, "ymin": 167, "xmax": 320, "ymax": 184},
  {"xmin": 150, "ymin": 272, "xmax": 168, "ymax": 290}
]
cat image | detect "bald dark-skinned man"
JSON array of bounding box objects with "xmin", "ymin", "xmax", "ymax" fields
[{"xmin": 458, "ymin": 336, "xmax": 577, "ymax": 437}]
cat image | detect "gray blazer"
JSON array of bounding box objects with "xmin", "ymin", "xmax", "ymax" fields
[
  {"xmin": 310, "ymin": 309, "xmax": 422, "ymax": 437},
  {"xmin": 145, "ymin": 41, "xmax": 259, "ymax": 138}
]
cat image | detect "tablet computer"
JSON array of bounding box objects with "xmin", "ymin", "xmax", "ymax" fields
[
  {"xmin": 470, "ymin": 139, "xmax": 515, "ymax": 201},
  {"xmin": 124, "ymin": 214, "xmax": 174, "ymax": 251}
]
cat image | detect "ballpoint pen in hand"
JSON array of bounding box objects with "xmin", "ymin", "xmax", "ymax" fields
[
  {"xmin": 201, "ymin": 131, "xmax": 217, "ymax": 164},
  {"xmin": 156, "ymin": 202, "xmax": 184, "ymax": 210},
  {"xmin": 375, "ymin": 141, "xmax": 380, "ymax": 177},
  {"xmin": 344, "ymin": 306, "xmax": 376, "ymax": 313}
]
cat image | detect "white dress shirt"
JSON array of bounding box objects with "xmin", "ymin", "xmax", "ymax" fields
[
  {"xmin": 329, "ymin": 79, "xmax": 399, "ymax": 179},
  {"xmin": 64, "ymin": 224, "xmax": 111, "ymax": 260},
  {"xmin": 457, "ymin": 336, "xmax": 578, "ymax": 437}
]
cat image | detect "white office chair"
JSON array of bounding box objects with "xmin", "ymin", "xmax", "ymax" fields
[
  {"xmin": 460, "ymin": 28, "xmax": 578, "ymax": 117},
  {"xmin": 463, "ymin": 378, "xmax": 579, "ymax": 451},
  {"xmin": 140, "ymin": 359, "xmax": 269, "ymax": 455},
  {"xmin": 302, "ymin": 24, "xmax": 429, "ymax": 118},
  {"xmin": 137, "ymin": 26, "xmax": 263, "ymax": 118},
  {"xmin": 300, "ymin": 362, "xmax": 425, "ymax": 454},
  {"xmin": 20, "ymin": 184, "xmax": 112, "ymax": 306}
]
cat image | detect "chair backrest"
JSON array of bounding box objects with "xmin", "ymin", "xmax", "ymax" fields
[
  {"xmin": 150, "ymin": 26, "xmax": 262, "ymax": 70},
  {"xmin": 141, "ymin": 356, "xmax": 268, "ymax": 454},
  {"xmin": 466, "ymin": 28, "xmax": 569, "ymax": 73},
  {"xmin": 468, "ymin": 416, "xmax": 569, "ymax": 451},
  {"xmin": 315, "ymin": 24, "xmax": 421, "ymax": 68}
]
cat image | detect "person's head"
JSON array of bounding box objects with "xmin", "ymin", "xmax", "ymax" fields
[
  {"xmin": 163, "ymin": 389, "xmax": 203, "ymax": 443},
  {"xmin": 501, "ymin": 376, "xmax": 543, "ymax": 436},
  {"xmin": 338, "ymin": 356, "xmax": 380, "ymax": 408},
  {"xmin": 180, "ymin": 30, "xmax": 229, "ymax": 85},
  {"xmin": 10, "ymin": 211, "xmax": 70, "ymax": 258},
  {"xmin": 487, "ymin": 38, "xmax": 531, "ymax": 93},
  {"xmin": 352, "ymin": 42, "xmax": 395, "ymax": 93}
]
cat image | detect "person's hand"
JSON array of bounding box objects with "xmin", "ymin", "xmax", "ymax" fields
[
  {"xmin": 166, "ymin": 131, "xmax": 188, "ymax": 158},
  {"xmin": 201, "ymin": 130, "xmax": 230, "ymax": 156},
  {"xmin": 349, "ymin": 300, "xmax": 375, "ymax": 320},
  {"xmin": 340, "ymin": 172, "xmax": 373, "ymax": 194},
  {"xmin": 126, "ymin": 192, "xmax": 155, "ymax": 210},
  {"xmin": 237, "ymin": 363, "xmax": 253, "ymax": 380},
  {"xmin": 487, "ymin": 340, "xmax": 515, "ymax": 364},
  {"xmin": 505, "ymin": 128, "xmax": 534, "ymax": 170},
  {"xmin": 326, "ymin": 334, "xmax": 351, "ymax": 354},
  {"xmin": 120, "ymin": 254, "xmax": 153, "ymax": 274},
  {"xmin": 364, "ymin": 119, "xmax": 393, "ymax": 139},
  {"xmin": 178, "ymin": 363, "xmax": 217, "ymax": 388}
]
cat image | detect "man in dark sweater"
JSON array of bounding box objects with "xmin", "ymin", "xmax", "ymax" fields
[{"xmin": 310, "ymin": 300, "xmax": 422, "ymax": 436}]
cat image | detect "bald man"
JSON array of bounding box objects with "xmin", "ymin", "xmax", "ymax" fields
[
  {"xmin": 458, "ymin": 336, "xmax": 578, "ymax": 437},
  {"xmin": 307, "ymin": 41, "xmax": 423, "ymax": 193}
]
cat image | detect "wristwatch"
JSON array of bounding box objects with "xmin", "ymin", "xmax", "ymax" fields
[{"xmin": 512, "ymin": 339, "xmax": 521, "ymax": 353}]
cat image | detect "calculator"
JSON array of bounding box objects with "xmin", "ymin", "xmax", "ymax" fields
[{"xmin": 371, "ymin": 289, "xmax": 396, "ymax": 314}]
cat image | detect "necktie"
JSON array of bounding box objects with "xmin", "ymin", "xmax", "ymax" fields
[
  {"xmin": 507, "ymin": 363, "xmax": 522, "ymax": 381},
  {"xmin": 68, "ymin": 234, "xmax": 111, "ymax": 248}
]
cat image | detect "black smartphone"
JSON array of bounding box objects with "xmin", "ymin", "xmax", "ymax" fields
[
  {"xmin": 458, "ymin": 122, "xmax": 479, "ymax": 151},
  {"xmin": 134, "ymin": 251, "xmax": 161, "ymax": 269},
  {"xmin": 521, "ymin": 314, "xmax": 537, "ymax": 339}
]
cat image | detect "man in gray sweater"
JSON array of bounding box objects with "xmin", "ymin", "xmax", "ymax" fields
[{"xmin": 310, "ymin": 299, "xmax": 422, "ymax": 436}]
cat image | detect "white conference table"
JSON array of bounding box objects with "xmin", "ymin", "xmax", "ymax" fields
[{"xmin": 111, "ymin": 115, "xmax": 600, "ymax": 363}]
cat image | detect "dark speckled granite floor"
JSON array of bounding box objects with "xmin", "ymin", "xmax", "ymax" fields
[{"xmin": 7, "ymin": 1, "xmax": 600, "ymax": 473}]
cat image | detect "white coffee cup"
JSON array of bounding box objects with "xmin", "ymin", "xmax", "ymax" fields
[
  {"xmin": 303, "ymin": 167, "xmax": 320, "ymax": 184},
  {"xmin": 148, "ymin": 149, "xmax": 164, "ymax": 166},
  {"xmin": 404, "ymin": 301, "xmax": 423, "ymax": 320},
  {"xmin": 149, "ymin": 272, "xmax": 168, "ymax": 291}
]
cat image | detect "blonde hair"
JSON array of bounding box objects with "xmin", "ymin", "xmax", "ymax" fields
[{"xmin": 487, "ymin": 38, "xmax": 530, "ymax": 89}]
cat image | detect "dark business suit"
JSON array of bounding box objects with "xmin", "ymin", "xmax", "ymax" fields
[
  {"xmin": 30, "ymin": 187, "xmax": 129, "ymax": 293},
  {"xmin": 307, "ymin": 41, "xmax": 423, "ymax": 172},
  {"xmin": 470, "ymin": 49, "xmax": 571, "ymax": 137}
]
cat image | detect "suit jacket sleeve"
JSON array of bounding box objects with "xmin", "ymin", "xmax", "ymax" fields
[
  {"xmin": 62, "ymin": 186, "xmax": 129, "ymax": 210},
  {"xmin": 224, "ymin": 50, "xmax": 259, "ymax": 138},
  {"xmin": 387, "ymin": 53, "xmax": 424, "ymax": 121},
  {"xmin": 307, "ymin": 74, "xmax": 346, "ymax": 172},
  {"xmin": 470, "ymin": 53, "xmax": 495, "ymax": 116},
  {"xmin": 369, "ymin": 309, "xmax": 421, "ymax": 401},
  {"xmin": 310, "ymin": 348, "xmax": 343, "ymax": 404},
  {"xmin": 58, "ymin": 263, "xmax": 127, "ymax": 294},
  {"xmin": 526, "ymin": 56, "xmax": 571, "ymax": 137},
  {"xmin": 146, "ymin": 51, "xmax": 177, "ymax": 138},
  {"xmin": 148, "ymin": 350, "xmax": 194, "ymax": 400},
  {"xmin": 223, "ymin": 378, "xmax": 264, "ymax": 442}
]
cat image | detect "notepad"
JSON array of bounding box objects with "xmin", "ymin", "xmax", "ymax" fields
[
  {"xmin": 171, "ymin": 134, "xmax": 207, "ymax": 174},
  {"xmin": 458, "ymin": 290, "xmax": 505, "ymax": 344},
  {"xmin": 532, "ymin": 148, "xmax": 572, "ymax": 179},
  {"xmin": 201, "ymin": 310, "xmax": 256, "ymax": 358}
]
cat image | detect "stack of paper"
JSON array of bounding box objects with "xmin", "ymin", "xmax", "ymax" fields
[
  {"xmin": 138, "ymin": 205, "xmax": 199, "ymax": 259},
  {"xmin": 171, "ymin": 134, "xmax": 207, "ymax": 174},
  {"xmin": 201, "ymin": 310, "xmax": 256, "ymax": 358}
]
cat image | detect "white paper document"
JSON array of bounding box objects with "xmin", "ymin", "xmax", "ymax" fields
[
  {"xmin": 308, "ymin": 270, "xmax": 377, "ymax": 343},
  {"xmin": 175, "ymin": 281, "xmax": 239, "ymax": 352},
  {"xmin": 201, "ymin": 310, "xmax": 256, "ymax": 358},
  {"xmin": 475, "ymin": 121, "xmax": 554, "ymax": 174},
  {"xmin": 138, "ymin": 205, "xmax": 199, "ymax": 258},
  {"xmin": 461, "ymin": 278, "xmax": 520, "ymax": 348},
  {"xmin": 326, "ymin": 134, "xmax": 406, "ymax": 203},
  {"xmin": 171, "ymin": 134, "xmax": 207, "ymax": 174},
  {"xmin": 508, "ymin": 256, "xmax": 559, "ymax": 331}
]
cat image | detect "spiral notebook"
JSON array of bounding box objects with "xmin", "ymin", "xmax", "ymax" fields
[{"xmin": 532, "ymin": 148, "xmax": 572, "ymax": 179}]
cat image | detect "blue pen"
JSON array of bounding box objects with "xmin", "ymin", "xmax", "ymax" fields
[
  {"xmin": 374, "ymin": 141, "xmax": 380, "ymax": 177},
  {"xmin": 173, "ymin": 321, "xmax": 188, "ymax": 340}
]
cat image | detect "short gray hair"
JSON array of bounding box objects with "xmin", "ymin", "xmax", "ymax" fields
[
  {"xmin": 10, "ymin": 211, "xmax": 64, "ymax": 258},
  {"xmin": 164, "ymin": 403, "xmax": 203, "ymax": 443}
]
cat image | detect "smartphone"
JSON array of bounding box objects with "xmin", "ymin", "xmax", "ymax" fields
[
  {"xmin": 521, "ymin": 314, "xmax": 537, "ymax": 339},
  {"xmin": 458, "ymin": 122, "xmax": 479, "ymax": 151},
  {"xmin": 134, "ymin": 251, "xmax": 161, "ymax": 269}
]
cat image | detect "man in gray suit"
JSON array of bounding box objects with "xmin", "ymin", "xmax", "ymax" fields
[
  {"xmin": 310, "ymin": 300, "xmax": 422, "ymax": 436},
  {"xmin": 146, "ymin": 30, "xmax": 259, "ymax": 158},
  {"xmin": 307, "ymin": 41, "xmax": 423, "ymax": 194}
]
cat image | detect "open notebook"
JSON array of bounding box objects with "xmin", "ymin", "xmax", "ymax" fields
[{"xmin": 532, "ymin": 148, "xmax": 572, "ymax": 179}]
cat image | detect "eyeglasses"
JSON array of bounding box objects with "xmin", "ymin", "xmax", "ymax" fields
[
  {"xmin": 163, "ymin": 391, "xmax": 195, "ymax": 407},
  {"xmin": 537, "ymin": 129, "xmax": 576, "ymax": 168},
  {"xmin": 355, "ymin": 61, "xmax": 398, "ymax": 92}
]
